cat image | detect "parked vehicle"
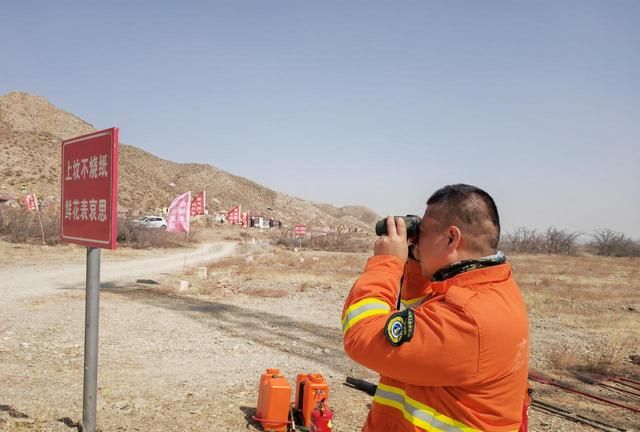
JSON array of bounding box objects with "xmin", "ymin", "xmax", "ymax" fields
[{"xmin": 134, "ymin": 216, "xmax": 167, "ymax": 228}]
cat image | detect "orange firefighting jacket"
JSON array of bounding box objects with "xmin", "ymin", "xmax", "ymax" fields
[
  {"xmin": 400, "ymin": 258, "xmax": 432, "ymax": 309},
  {"xmin": 342, "ymin": 256, "xmax": 529, "ymax": 432}
]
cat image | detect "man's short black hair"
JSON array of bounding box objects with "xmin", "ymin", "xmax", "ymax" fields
[{"xmin": 427, "ymin": 184, "xmax": 500, "ymax": 253}]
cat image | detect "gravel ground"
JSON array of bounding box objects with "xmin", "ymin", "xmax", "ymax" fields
[{"xmin": 1, "ymin": 241, "xmax": 638, "ymax": 431}]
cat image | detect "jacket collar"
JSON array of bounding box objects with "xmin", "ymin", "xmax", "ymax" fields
[
  {"xmin": 432, "ymin": 251, "xmax": 506, "ymax": 282},
  {"xmin": 429, "ymin": 262, "xmax": 512, "ymax": 295}
]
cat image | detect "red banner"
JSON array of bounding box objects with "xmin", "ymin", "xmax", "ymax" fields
[
  {"xmin": 190, "ymin": 191, "xmax": 206, "ymax": 216},
  {"xmin": 60, "ymin": 128, "xmax": 118, "ymax": 249},
  {"xmin": 23, "ymin": 193, "xmax": 38, "ymax": 211},
  {"xmin": 294, "ymin": 224, "xmax": 307, "ymax": 237},
  {"xmin": 227, "ymin": 205, "xmax": 241, "ymax": 225},
  {"xmin": 167, "ymin": 192, "xmax": 191, "ymax": 232}
]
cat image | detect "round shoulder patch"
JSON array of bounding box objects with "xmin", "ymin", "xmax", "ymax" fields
[{"xmin": 384, "ymin": 309, "xmax": 415, "ymax": 346}]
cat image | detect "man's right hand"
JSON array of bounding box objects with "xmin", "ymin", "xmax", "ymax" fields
[{"xmin": 374, "ymin": 216, "xmax": 409, "ymax": 263}]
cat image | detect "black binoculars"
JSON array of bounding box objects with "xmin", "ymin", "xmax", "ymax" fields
[{"xmin": 374, "ymin": 215, "xmax": 421, "ymax": 238}]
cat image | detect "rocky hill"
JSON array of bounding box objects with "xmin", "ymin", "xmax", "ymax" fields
[{"xmin": 0, "ymin": 92, "xmax": 378, "ymax": 230}]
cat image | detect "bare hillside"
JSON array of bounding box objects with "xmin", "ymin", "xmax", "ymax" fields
[{"xmin": 0, "ymin": 92, "xmax": 378, "ymax": 229}]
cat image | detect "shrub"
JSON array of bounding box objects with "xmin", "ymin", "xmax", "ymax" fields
[
  {"xmin": 0, "ymin": 205, "xmax": 59, "ymax": 245},
  {"xmin": 500, "ymin": 227, "xmax": 544, "ymax": 254},
  {"xmin": 542, "ymin": 227, "xmax": 581, "ymax": 255},
  {"xmin": 590, "ymin": 228, "xmax": 640, "ymax": 257},
  {"xmin": 40, "ymin": 207, "xmax": 60, "ymax": 244},
  {"xmin": 501, "ymin": 227, "xmax": 581, "ymax": 255}
]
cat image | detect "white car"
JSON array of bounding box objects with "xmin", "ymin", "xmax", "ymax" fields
[{"xmin": 135, "ymin": 216, "xmax": 167, "ymax": 228}]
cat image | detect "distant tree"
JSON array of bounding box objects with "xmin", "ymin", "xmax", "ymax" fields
[
  {"xmin": 500, "ymin": 227, "xmax": 581, "ymax": 255},
  {"xmin": 591, "ymin": 228, "xmax": 640, "ymax": 257},
  {"xmin": 542, "ymin": 227, "xmax": 581, "ymax": 255},
  {"xmin": 500, "ymin": 227, "xmax": 544, "ymax": 254}
]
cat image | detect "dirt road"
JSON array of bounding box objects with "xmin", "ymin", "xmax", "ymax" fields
[{"xmin": 1, "ymin": 242, "xmax": 237, "ymax": 304}]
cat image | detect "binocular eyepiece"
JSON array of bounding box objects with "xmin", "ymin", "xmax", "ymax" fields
[{"xmin": 375, "ymin": 215, "xmax": 421, "ymax": 238}]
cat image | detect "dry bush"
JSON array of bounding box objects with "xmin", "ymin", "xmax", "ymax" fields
[
  {"xmin": 501, "ymin": 227, "xmax": 544, "ymax": 254},
  {"xmin": 590, "ymin": 228, "xmax": 640, "ymax": 257},
  {"xmin": 548, "ymin": 343, "xmax": 579, "ymax": 370},
  {"xmin": 188, "ymin": 280, "xmax": 221, "ymax": 296},
  {"xmin": 548, "ymin": 334, "xmax": 637, "ymax": 375},
  {"xmin": 501, "ymin": 227, "xmax": 580, "ymax": 255},
  {"xmin": 40, "ymin": 208, "xmax": 61, "ymax": 243},
  {"xmin": 0, "ymin": 205, "xmax": 60, "ymax": 245},
  {"xmin": 582, "ymin": 333, "xmax": 636, "ymax": 374},
  {"xmin": 269, "ymin": 227, "xmax": 295, "ymax": 245},
  {"xmin": 297, "ymin": 281, "xmax": 313, "ymax": 292},
  {"xmin": 0, "ymin": 205, "xmax": 202, "ymax": 249},
  {"xmin": 542, "ymin": 227, "xmax": 581, "ymax": 255}
]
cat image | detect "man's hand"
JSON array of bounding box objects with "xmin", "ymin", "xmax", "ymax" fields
[{"xmin": 374, "ymin": 216, "xmax": 409, "ymax": 262}]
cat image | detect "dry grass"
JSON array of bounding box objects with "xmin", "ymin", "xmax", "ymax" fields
[
  {"xmin": 512, "ymin": 254, "xmax": 639, "ymax": 374},
  {"xmin": 146, "ymin": 248, "xmax": 639, "ymax": 377},
  {"xmin": 166, "ymin": 245, "xmax": 367, "ymax": 301},
  {"xmin": 207, "ymin": 246, "xmax": 365, "ymax": 279},
  {"xmin": 513, "ymin": 255, "xmax": 638, "ymax": 306},
  {"xmin": 548, "ymin": 343, "xmax": 580, "ymax": 370},
  {"xmin": 269, "ymin": 228, "xmax": 373, "ymax": 252},
  {"xmin": 0, "ymin": 206, "xmax": 60, "ymax": 245},
  {"xmin": 547, "ymin": 329, "xmax": 636, "ymax": 375},
  {"xmin": 244, "ymin": 287, "xmax": 289, "ymax": 298}
]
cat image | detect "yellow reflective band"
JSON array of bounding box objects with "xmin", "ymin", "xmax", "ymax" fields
[
  {"xmin": 341, "ymin": 298, "xmax": 390, "ymax": 334},
  {"xmin": 401, "ymin": 296, "xmax": 427, "ymax": 308},
  {"xmin": 374, "ymin": 383, "xmax": 482, "ymax": 432}
]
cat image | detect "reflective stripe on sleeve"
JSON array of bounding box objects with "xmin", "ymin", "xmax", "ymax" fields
[
  {"xmin": 341, "ymin": 298, "xmax": 391, "ymax": 334},
  {"xmin": 373, "ymin": 383, "xmax": 481, "ymax": 432},
  {"xmin": 400, "ymin": 296, "xmax": 427, "ymax": 309}
]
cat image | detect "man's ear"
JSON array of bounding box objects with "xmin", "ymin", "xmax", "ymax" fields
[{"xmin": 447, "ymin": 226, "xmax": 461, "ymax": 252}]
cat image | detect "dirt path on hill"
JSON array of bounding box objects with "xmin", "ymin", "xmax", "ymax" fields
[{"xmin": 0, "ymin": 242, "xmax": 236, "ymax": 304}]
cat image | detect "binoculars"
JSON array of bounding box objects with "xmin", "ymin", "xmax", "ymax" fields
[{"xmin": 375, "ymin": 215, "xmax": 421, "ymax": 238}]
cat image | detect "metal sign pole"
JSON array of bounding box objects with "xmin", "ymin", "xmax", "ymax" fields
[
  {"xmin": 35, "ymin": 208, "xmax": 46, "ymax": 245},
  {"xmin": 82, "ymin": 246, "xmax": 101, "ymax": 432}
]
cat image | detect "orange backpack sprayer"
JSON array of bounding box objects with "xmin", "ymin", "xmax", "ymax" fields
[
  {"xmin": 255, "ymin": 369, "xmax": 333, "ymax": 431},
  {"xmin": 255, "ymin": 368, "xmax": 292, "ymax": 432},
  {"xmin": 294, "ymin": 373, "xmax": 329, "ymax": 428}
]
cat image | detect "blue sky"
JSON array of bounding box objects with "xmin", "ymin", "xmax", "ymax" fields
[{"xmin": 1, "ymin": 1, "xmax": 639, "ymax": 238}]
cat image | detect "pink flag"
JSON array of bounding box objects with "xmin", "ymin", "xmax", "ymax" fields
[
  {"xmin": 227, "ymin": 204, "xmax": 241, "ymax": 225},
  {"xmin": 167, "ymin": 192, "xmax": 191, "ymax": 232},
  {"xmin": 190, "ymin": 191, "xmax": 206, "ymax": 216}
]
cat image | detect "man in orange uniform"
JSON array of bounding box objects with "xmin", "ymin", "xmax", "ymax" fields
[{"xmin": 342, "ymin": 184, "xmax": 529, "ymax": 432}]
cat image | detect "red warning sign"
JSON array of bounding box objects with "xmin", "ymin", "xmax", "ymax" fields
[{"xmin": 60, "ymin": 128, "xmax": 119, "ymax": 249}]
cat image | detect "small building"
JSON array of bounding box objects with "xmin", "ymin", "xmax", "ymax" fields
[{"xmin": 249, "ymin": 215, "xmax": 281, "ymax": 229}]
